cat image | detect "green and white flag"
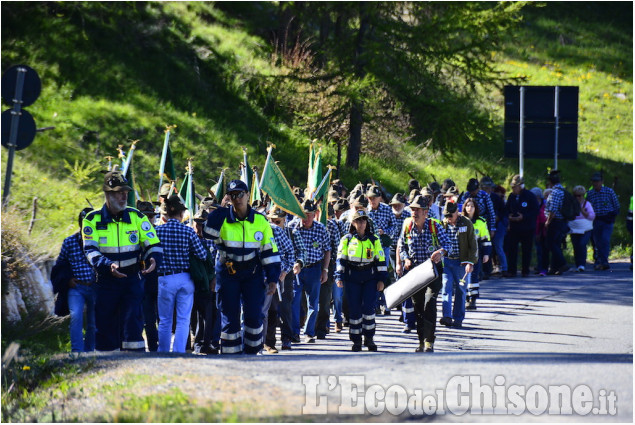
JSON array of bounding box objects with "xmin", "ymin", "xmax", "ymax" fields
[{"xmin": 260, "ymin": 146, "xmax": 306, "ymax": 219}]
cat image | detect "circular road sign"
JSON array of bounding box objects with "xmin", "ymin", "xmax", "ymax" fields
[
  {"xmin": 1, "ymin": 109, "xmax": 37, "ymax": 150},
  {"xmin": 1, "ymin": 65, "xmax": 41, "ymax": 107}
]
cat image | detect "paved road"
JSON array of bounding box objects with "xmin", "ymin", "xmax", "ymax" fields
[{"xmin": 82, "ymin": 261, "xmax": 633, "ymax": 422}]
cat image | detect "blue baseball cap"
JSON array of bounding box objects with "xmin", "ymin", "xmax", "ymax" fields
[{"xmin": 227, "ymin": 179, "xmax": 248, "ymax": 193}]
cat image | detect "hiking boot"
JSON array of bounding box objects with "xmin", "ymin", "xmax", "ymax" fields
[
  {"xmin": 200, "ymin": 345, "xmax": 219, "ymax": 355},
  {"xmin": 364, "ymin": 337, "xmax": 377, "ymax": 352},
  {"xmin": 440, "ymin": 316, "xmax": 453, "ymax": 327},
  {"xmin": 352, "ymin": 343, "xmax": 362, "ymax": 352},
  {"xmin": 466, "ymin": 298, "xmax": 477, "ymax": 310},
  {"xmin": 263, "ymin": 345, "xmax": 278, "ymax": 354},
  {"xmin": 554, "ymin": 265, "xmax": 570, "ymax": 275}
]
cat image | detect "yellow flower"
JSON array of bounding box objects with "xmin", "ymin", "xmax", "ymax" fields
[{"xmin": 23, "ymin": 366, "xmax": 31, "ymax": 371}]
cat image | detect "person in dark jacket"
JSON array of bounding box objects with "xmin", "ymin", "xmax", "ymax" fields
[
  {"xmin": 53, "ymin": 207, "xmax": 96, "ymax": 352},
  {"xmin": 504, "ymin": 175, "xmax": 539, "ymax": 277}
]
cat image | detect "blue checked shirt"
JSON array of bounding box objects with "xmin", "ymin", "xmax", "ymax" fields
[
  {"xmin": 368, "ymin": 202, "xmax": 396, "ymax": 236},
  {"xmin": 288, "ymin": 218, "xmax": 331, "ymax": 265},
  {"xmin": 327, "ymin": 218, "xmax": 343, "ymax": 254},
  {"xmin": 272, "ymin": 224, "xmax": 294, "ymax": 273},
  {"xmin": 391, "ymin": 209, "xmax": 411, "ymax": 249},
  {"xmin": 56, "ymin": 233, "xmax": 96, "ymax": 283},
  {"xmin": 199, "ymin": 236, "xmax": 218, "ymax": 263},
  {"xmin": 545, "ymin": 184, "xmax": 565, "ymax": 220},
  {"xmin": 285, "ymin": 225, "xmax": 307, "ymax": 267},
  {"xmin": 460, "ymin": 190, "xmax": 496, "ymax": 231},
  {"xmin": 156, "ymin": 219, "xmax": 207, "ymax": 274},
  {"xmin": 398, "ymin": 218, "xmax": 454, "ymax": 265},
  {"xmin": 586, "ymin": 186, "xmax": 620, "ymax": 218},
  {"xmin": 443, "ymin": 222, "xmax": 462, "ymax": 259}
]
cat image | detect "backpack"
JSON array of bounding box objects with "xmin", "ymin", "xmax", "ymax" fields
[{"xmin": 560, "ymin": 188, "xmax": 581, "ymax": 221}]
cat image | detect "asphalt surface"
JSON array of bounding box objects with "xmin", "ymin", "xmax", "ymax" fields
[{"xmin": 86, "ymin": 260, "xmax": 633, "ymax": 422}]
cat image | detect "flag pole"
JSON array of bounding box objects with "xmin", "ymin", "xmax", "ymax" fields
[
  {"xmin": 122, "ymin": 140, "xmax": 139, "ymax": 178},
  {"xmin": 188, "ymin": 159, "xmax": 194, "ymax": 226}
]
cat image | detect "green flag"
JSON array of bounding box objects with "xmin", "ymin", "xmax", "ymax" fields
[
  {"xmin": 211, "ymin": 169, "xmax": 226, "ymax": 201},
  {"xmin": 158, "ymin": 126, "xmax": 177, "ymax": 200},
  {"xmin": 260, "ymin": 148, "xmax": 306, "ymax": 219},
  {"xmin": 250, "ymin": 169, "xmax": 261, "ymax": 204},
  {"xmin": 310, "ymin": 147, "xmax": 323, "ymax": 196},
  {"xmin": 179, "ymin": 171, "xmax": 189, "ymax": 200},
  {"xmin": 179, "ymin": 166, "xmax": 197, "ymax": 220},
  {"xmin": 164, "ymin": 144, "xmax": 177, "ymax": 181},
  {"xmin": 313, "ymin": 167, "xmax": 332, "ymax": 225},
  {"xmin": 307, "ymin": 142, "xmax": 315, "ymax": 189}
]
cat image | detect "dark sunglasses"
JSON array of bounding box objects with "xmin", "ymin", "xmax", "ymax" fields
[{"xmin": 229, "ymin": 191, "xmax": 246, "ymax": 200}]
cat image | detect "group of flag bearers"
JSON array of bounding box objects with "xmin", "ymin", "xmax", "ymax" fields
[{"xmin": 56, "ymin": 127, "xmax": 491, "ymax": 355}]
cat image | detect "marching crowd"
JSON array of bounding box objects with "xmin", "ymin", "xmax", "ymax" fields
[{"xmin": 52, "ymin": 168, "xmax": 626, "ymax": 355}]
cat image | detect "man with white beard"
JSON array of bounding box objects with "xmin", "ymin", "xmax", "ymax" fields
[{"xmin": 83, "ymin": 170, "xmax": 163, "ymax": 351}]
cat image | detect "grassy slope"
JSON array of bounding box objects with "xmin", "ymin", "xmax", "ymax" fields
[{"xmin": 1, "ymin": 1, "xmax": 632, "ymax": 255}]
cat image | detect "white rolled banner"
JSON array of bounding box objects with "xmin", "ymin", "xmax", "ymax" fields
[{"xmin": 385, "ymin": 259, "xmax": 439, "ymax": 309}]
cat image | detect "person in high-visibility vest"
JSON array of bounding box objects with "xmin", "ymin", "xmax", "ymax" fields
[
  {"xmin": 462, "ymin": 197, "xmax": 492, "ymax": 311},
  {"xmin": 83, "ymin": 170, "xmax": 163, "ymax": 351},
  {"xmin": 203, "ymin": 179, "xmax": 281, "ymax": 354},
  {"xmin": 335, "ymin": 210, "xmax": 387, "ymax": 351}
]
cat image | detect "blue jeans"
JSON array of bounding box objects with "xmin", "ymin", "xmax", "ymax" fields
[
  {"xmin": 592, "ymin": 220, "xmax": 614, "ymax": 266},
  {"xmin": 68, "ymin": 284, "xmax": 96, "ymax": 352},
  {"xmin": 332, "ymin": 283, "xmax": 343, "ymax": 324},
  {"xmin": 493, "ymin": 221, "xmax": 508, "ymax": 271},
  {"xmin": 157, "ymin": 272, "xmax": 195, "ymax": 353},
  {"xmin": 571, "ymin": 231, "xmax": 592, "ymax": 268},
  {"xmin": 441, "ymin": 259, "xmax": 467, "ymax": 324},
  {"xmin": 292, "ymin": 264, "xmax": 321, "ymax": 337}
]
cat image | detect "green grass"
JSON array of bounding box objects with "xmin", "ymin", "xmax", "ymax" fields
[{"xmin": 1, "ymin": 1, "xmax": 631, "ymax": 257}]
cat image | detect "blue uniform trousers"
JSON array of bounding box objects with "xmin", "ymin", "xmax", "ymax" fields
[
  {"xmin": 141, "ymin": 273, "xmax": 159, "ymax": 351},
  {"xmin": 95, "ymin": 274, "xmax": 145, "ymax": 351},
  {"xmin": 343, "ymin": 268, "xmax": 378, "ymax": 344},
  {"xmin": 216, "ymin": 265, "xmax": 265, "ymax": 354},
  {"xmin": 292, "ymin": 263, "xmax": 321, "ymax": 337}
]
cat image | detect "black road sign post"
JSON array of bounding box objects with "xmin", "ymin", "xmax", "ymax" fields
[
  {"xmin": 504, "ymin": 85, "xmax": 579, "ymax": 176},
  {"xmin": 1, "ymin": 65, "xmax": 41, "ymax": 207}
]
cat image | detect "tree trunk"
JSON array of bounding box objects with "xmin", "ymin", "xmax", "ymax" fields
[
  {"xmin": 346, "ymin": 103, "xmax": 363, "ymax": 169},
  {"xmin": 345, "ymin": 3, "xmax": 370, "ymax": 170}
]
